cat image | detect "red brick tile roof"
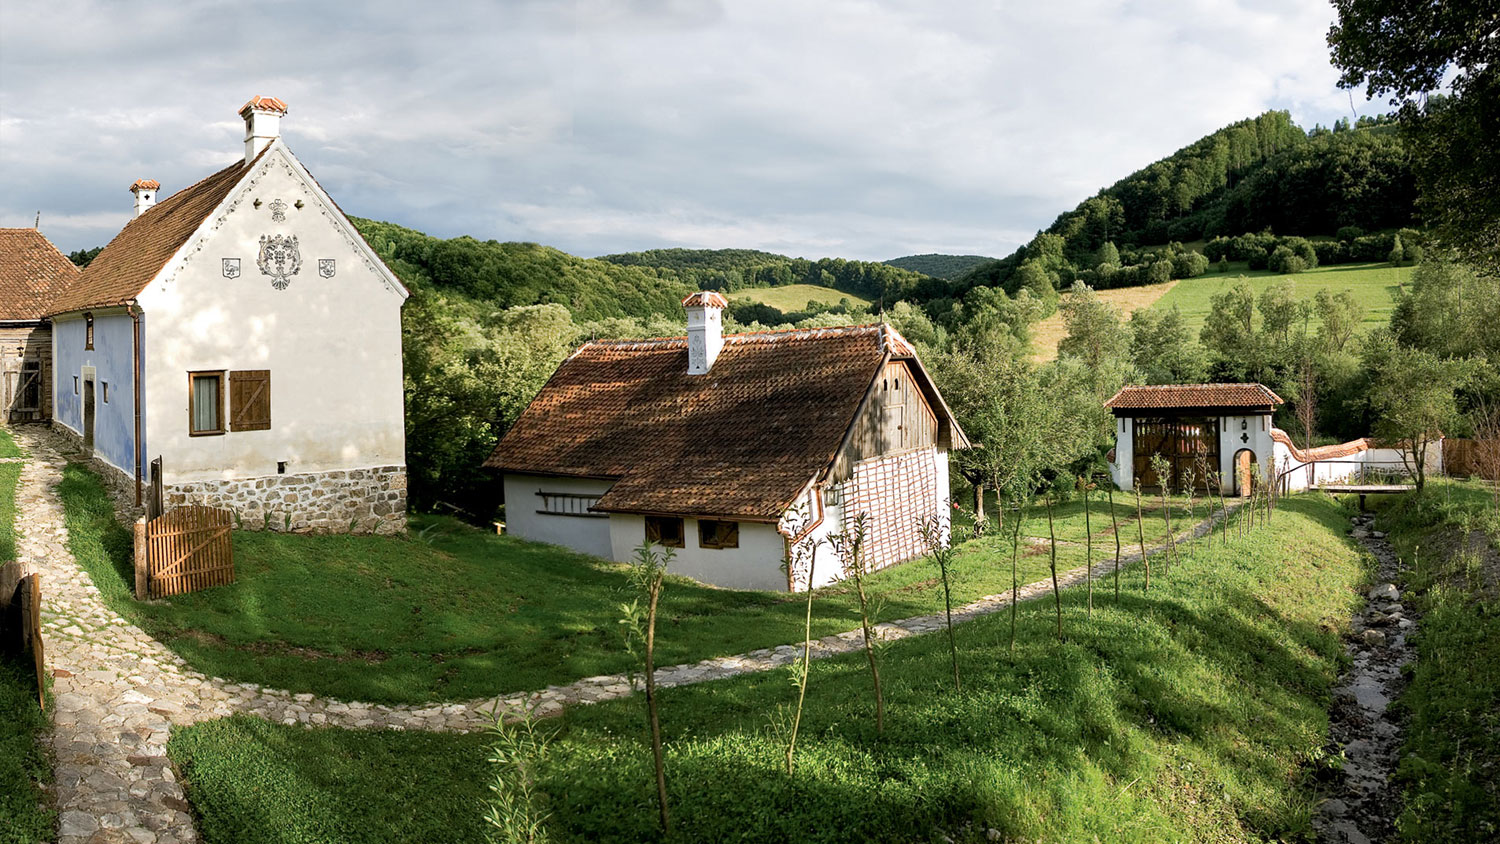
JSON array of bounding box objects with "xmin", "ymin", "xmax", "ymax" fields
[
  {"xmin": 682, "ymin": 291, "xmax": 728, "ymax": 308},
  {"xmin": 49, "ymin": 151, "xmax": 266, "ymax": 315},
  {"xmin": 0, "ymin": 228, "xmax": 80, "ymax": 320},
  {"xmin": 1105, "ymin": 383, "xmax": 1284, "ymax": 412},
  {"xmin": 486, "ymin": 323, "xmax": 957, "ymax": 520},
  {"xmin": 239, "ymin": 96, "xmax": 288, "ymax": 116},
  {"xmin": 1270, "ymin": 429, "xmax": 1373, "ymax": 463},
  {"xmin": 130, "ymin": 179, "xmax": 161, "ymax": 191}
]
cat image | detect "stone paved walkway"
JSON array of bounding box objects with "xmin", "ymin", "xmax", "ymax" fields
[{"xmin": 11, "ymin": 424, "xmax": 1238, "ymax": 842}]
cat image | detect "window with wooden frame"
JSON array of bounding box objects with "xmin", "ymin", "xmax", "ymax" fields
[
  {"xmin": 188, "ymin": 371, "xmax": 225, "ymax": 436},
  {"xmin": 698, "ymin": 519, "xmax": 739, "ymax": 549},
  {"xmin": 229, "ymin": 370, "xmax": 271, "ymax": 431},
  {"xmin": 645, "ymin": 516, "xmax": 684, "ymax": 548},
  {"xmin": 84, "ymin": 313, "xmax": 94, "ymax": 350}
]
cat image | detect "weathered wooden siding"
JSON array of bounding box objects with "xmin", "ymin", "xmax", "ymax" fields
[
  {"xmin": 829, "ymin": 360, "xmax": 938, "ymax": 483},
  {"xmin": 1, "ymin": 322, "xmax": 51, "ymax": 422}
]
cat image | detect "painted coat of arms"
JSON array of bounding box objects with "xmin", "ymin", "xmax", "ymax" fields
[
  {"xmin": 222, "ymin": 258, "xmax": 241, "ymax": 279},
  {"xmin": 318, "ymin": 259, "xmax": 336, "ymax": 278},
  {"xmin": 257, "ymin": 234, "xmax": 302, "ymax": 290}
]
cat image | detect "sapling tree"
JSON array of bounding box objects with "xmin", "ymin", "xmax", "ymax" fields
[
  {"xmin": 1008, "ymin": 498, "xmax": 1025, "ymax": 653},
  {"xmin": 1134, "ymin": 486, "xmax": 1150, "ymax": 591},
  {"xmin": 1078, "ymin": 475, "xmax": 1095, "ymax": 617},
  {"xmin": 619, "ymin": 541, "xmax": 673, "ymax": 833},
  {"xmin": 1045, "ymin": 494, "xmax": 1063, "ymax": 639},
  {"xmin": 919, "ymin": 515, "xmax": 962, "ymax": 691},
  {"xmin": 482, "ymin": 708, "xmax": 554, "ymax": 844},
  {"xmin": 1148, "ymin": 453, "xmax": 1177, "ymax": 573},
  {"xmin": 1180, "ymin": 466, "xmax": 1197, "ymax": 560},
  {"xmin": 1106, "ymin": 482, "xmax": 1122, "ymax": 601},
  {"xmin": 780, "ymin": 533, "xmax": 821, "ymax": 775},
  {"xmin": 828, "ymin": 513, "xmax": 884, "ymax": 736}
]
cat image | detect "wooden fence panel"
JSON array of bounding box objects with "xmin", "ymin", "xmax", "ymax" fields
[
  {"xmin": 1444, "ymin": 438, "xmax": 1500, "ymax": 481},
  {"xmin": 141, "ymin": 505, "xmax": 235, "ymax": 599}
]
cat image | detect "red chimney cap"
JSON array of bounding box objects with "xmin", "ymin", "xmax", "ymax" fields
[
  {"xmin": 129, "ymin": 179, "xmax": 161, "ymax": 192},
  {"xmin": 682, "ymin": 291, "xmax": 729, "ymax": 309},
  {"xmin": 239, "ymin": 96, "xmax": 289, "ymax": 117}
]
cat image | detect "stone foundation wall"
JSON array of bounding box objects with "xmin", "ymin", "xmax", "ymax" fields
[{"xmin": 164, "ymin": 465, "xmax": 407, "ymax": 536}]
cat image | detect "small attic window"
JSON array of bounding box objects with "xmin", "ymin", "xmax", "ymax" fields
[{"xmin": 85, "ymin": 313, "xmax": 94, "ymax": 350}]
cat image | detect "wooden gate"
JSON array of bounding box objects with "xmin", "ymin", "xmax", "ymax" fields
[
  {"xmin": 1444, "ymin": 438, "xmax": 1500, "ymax": 480},
  {"xmin": 133, "ymin": 506, "xmax": 235, "ymax": 599}
]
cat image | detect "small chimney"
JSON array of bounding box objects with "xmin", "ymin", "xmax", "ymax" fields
[
  {"xmin": 239, "ymin": 96, "xmax": 289, "ymax": 164},
  {"xmin": 682, "ymin": 291, "xmax": 728, "ymax": 375},
  {"xmin": 129, "ymin": 179, "xmax": 160, "ymax": 218}
]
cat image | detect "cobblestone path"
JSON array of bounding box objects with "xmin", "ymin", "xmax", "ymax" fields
[{"xmin": 11, "ymin": 424, "xmax": 1237, "ymax": 842}]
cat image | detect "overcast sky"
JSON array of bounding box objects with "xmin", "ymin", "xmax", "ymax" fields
[{"xmin": 0, "ymin": 0, "xmax": 1377, "ymax": 262}]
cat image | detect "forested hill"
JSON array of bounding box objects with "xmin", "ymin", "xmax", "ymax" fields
[
  {"xmin": 884, "ymin": 253, "xmax": 995, "ymax": 279},
  {"xmin": 959, "ymin": 111, "xmax": 1416, "ymax": 295}
]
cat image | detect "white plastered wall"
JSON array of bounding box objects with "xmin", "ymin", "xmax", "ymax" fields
[
  {"xmin": 502, "ymin": 474, "xmax": 614, "ymax": 559},
  {"xmin": 137, "ymin": 143, "xmax": 406, "ymax": 484},
  {"xmin": 608, "ymin": 514, "xmax": 790, "ymax": 591}
]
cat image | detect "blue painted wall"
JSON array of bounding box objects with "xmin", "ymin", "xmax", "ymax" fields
[{"xmin": 53, "ymin": 313, "xmax": 142, "ymax": 477}]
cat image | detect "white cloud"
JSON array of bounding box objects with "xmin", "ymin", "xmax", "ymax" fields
[{"xmin": 0, "ymin": 0, "xmax": 1375, "ymax": 261}]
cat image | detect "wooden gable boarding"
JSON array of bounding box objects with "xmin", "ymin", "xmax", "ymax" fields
[{"xmin": 829, "ymin": 360, "xmax": 942, "ymax": 483}]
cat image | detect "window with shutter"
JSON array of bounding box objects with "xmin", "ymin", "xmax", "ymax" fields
[
  {"xmin": 229, "ymin": 370, "xmax": 271, "ymax": 431},
  {"xmin": 188, "ymin": 371, "xmax": 225, "ymax": 435}
]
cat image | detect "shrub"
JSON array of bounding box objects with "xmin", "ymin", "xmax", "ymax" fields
[
  {"xmin": 1171, "ymin": 250, "xmax": 1210, "ymax": 279},
  {"xmin": 1314, "ymin": 240, "xmax": 1349, "ymax": 265},
  {"xmin": 1247, "ymin": 248, "xmax": 1270, "ymax": 270},
  {"xmin": 1204, "ymin": 237, "xmax": 1232, "ymax": 262},
  {"xmin": 1336, "ymin": 225, "xmax": 1365, "ymax": 242}
]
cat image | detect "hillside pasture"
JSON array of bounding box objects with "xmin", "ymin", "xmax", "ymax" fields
[
  {"xmin": 726, "ymin": 284, "xmax": 870, "ymax": 312},
  {"xmin": 1031, "ymin": 281, "xmax": 1178, "ymax": 361},
  {"xmin": 1151, "ymin": 261, "xmax": 1408, "ymax": 337}
]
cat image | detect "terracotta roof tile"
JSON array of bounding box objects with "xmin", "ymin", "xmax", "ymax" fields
[
  {"xmin": 130, "ymin": 179, "xmax": 161, "ymax": 191},
  {"xmin": 1105, "ymin": 383, "xmax": 1284, "ymax": 411},
  {"xmin": 0, "ymin": 228, "xmax": 80, "ymax": 320},
  {"xmin": 1270, "ymin": 429, "xmax": 1373, "ymax": 463},
  {"xmin": 682, "ymin": 291, "xmax": 728, "ymax": 308},
  {"xmin": 49, "ymin": 151, "xmax": 265, "ymax": 314},
  {"xmin": 240, "ymin": 96, "xmax": 288, "ymax": 116},
  {"xmin": 486, "ymin": 324, "xmax": 935, "ymax": 520}
]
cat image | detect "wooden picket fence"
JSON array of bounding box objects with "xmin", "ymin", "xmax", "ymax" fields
[{"xmin": 133, "ymin": 505, "xmax": 235, "ymax": 599}]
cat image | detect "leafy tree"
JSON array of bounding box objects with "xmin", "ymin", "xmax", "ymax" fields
[
  {"xmin": 1200, "ymin": 281, "xmax": 1260, "ymax": 378},
  {"xmin": 1258, "ymin": 279, "xmax": 1302, "ymax": 349},
  {"xmin": 1094, "ymin": 241, "xmax": 1121, "ymax": 269},
  {"xmin": 1391, "ymin": 258, "xmax": 1500, "ymax": 366},
  {"xmin": 67, "ymin": 246, "xmax": 103, "ymax": 268},
  {"xmin": 1314, "ymin": 289, "xmax": 1365, "ymax": 352},
  {"xmin": 1129, "ymin": 306, "xmax": 1205, "ymax": 383},
  {"xmin": 1368, "ymin": 343, "xmax": 1475, "ymax": 491},
  {"xmin": 1388, "ymin": 234, "xmax": 1405, "ymax": 266},
  {"xmin": 1057, "ymin": 282, "xmax": 1131, "ymax": 374},
  {"xmin": 1330, "ymin": 0, "xmax": 1500, "ymax": 269},
  {"xmin": 619, "ymin": 542, "xmax": 674, "ymax": 832}
]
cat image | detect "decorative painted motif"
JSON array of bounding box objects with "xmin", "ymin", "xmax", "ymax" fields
[
  {"xmin": 269, "ymin": 198, "xmax": 287, "ymax": 222},
  {"xmin": 318, "ymin": 258, "xmax": 336, "ymax": 279},
  {"xmin": 222, "ymin": 258, "xmax": 241, "ymax": 279},
  {"xmin": 257, "ymin": 234, "xmax": 302, "ymax": 290}
]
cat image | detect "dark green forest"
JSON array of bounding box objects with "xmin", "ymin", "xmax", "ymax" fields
[{"xmin": 883, "ymin": 253, "xmax": 995, "ymax": 280}]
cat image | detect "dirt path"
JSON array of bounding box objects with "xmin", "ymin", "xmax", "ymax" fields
[{"xmin": 1316, "ymin": 511, "xmax": 1416, "ymax": 844}]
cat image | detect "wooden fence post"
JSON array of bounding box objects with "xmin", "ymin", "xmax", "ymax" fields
[{"xmin": 133, "ymin": 517, "xmax": 149, "ymax": 600}]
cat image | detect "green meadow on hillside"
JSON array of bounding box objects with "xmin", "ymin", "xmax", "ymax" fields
[
  {"xmin": 1150, "ymin": 260, "xmax": 1409, "ymax": 338},
  {"xmin": 726, "ymin": 283, "xmax": 871, "ymax": 312}
]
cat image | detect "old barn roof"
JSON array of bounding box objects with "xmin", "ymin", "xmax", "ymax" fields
[
  {"xmin": 48, "ymin": 151, "xmax": 269, "ymax": 315},
  {"xmin": 1105, "ymin": 383, "xmax": 1284, "ymax": 413},
  {"xmin": 485, "ymin": 323, "xmax": 964, "ymax": 521},
  {"xmin": 0, "ymin": 228, "xmax": 80, "ymax": 320}
]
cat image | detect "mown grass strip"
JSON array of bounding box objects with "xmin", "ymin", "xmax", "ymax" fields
[
  {"xmin": 1371, "ymin": 480, "xmax": 1500, "ymax": 842},
  {"xmin": 170, "ymin": 495, "xmax": 1363, "ymax": 843},
  {"xmin": 57, "ymin": 462, "xmax": 1203, "ymax": 705},
  {"xmin": 0, "ymin": 426, "xmax": 22, "ymax": 459}
]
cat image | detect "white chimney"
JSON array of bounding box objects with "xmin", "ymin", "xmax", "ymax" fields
[
  {"xmin": 239, "ymin": 95, "xmax": 288, "ymax": 164},
  {"xmin": 129, "ymin": 179, "xmax": 160, "ymax": 218},
  {"xmin": 683, "ymin": 291, "xmax": 727, "ymax": 375}
]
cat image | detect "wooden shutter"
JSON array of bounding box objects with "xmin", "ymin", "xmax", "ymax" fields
[{"xmin": 229, "ymin": 370, "xmax": 271, "ymax": 431}]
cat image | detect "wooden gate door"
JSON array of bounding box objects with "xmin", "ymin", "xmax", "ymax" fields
[
  {"xmin": 83, "ymin": 377, "xmax": 95, "ymax": 452},
  {"xmin": 143, "ymin": 506, "xmax": 235, "ymax": 598}
]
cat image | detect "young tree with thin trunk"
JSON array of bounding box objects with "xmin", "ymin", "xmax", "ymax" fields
[
  {"xmin": 620, "ymin": 542, "xmax": 673, "ymax": 834},
  {"xmin": 782, "ymin": 536, "xmax": 820, "ymax": 775},
  {"xmin": 1180, "ymin": 466, "xmax": 1197, "ymax": 560},
  {"xmin": 1009, "ymin": 500, "xmax": 1025, "ymax": 652},
  {"xmin": 829, "ymin": 513, "xmax": 884, "ymax": 736},
  {"xmin": 919, "ymin": 516, "xmax": 962, "ymax": 691},
  {"xmin": 1078, "ymin": 476, "xmax": 1094, "ymax": 617},
  {"xmin": 1148, "ymin": 454, "xmax": 1176, "ymax": 573},
  {"xmin": 1134, "ymin": 487, "xmax": 1149, "ymax": 591},
  {"xmin": 1106, "ymin": 483, "xmax": 1122, "ymax": 601},
  {"xmin": 1045, "ymin": 494, "xmax": 1063, "ymax": 639}
]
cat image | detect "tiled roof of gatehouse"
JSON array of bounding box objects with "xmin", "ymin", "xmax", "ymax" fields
[{"xmin": 1105, "ymin": 383, "xmax": 1284, "ymax": 412}]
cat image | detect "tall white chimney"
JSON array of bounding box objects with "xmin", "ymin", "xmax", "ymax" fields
[
  {"xmin": 683, "ymin": 291, "xmax": 727, "ymax": 375},
  {"xmin": 129, "ymin": 179, "xmax": 160, "ymax": 218},
  {"xmin": 239, "ymin": 95, "xmax": 288, "ymax": 164}
]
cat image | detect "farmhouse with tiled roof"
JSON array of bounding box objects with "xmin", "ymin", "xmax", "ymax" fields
[
  {"xmin": 486, "ymin": 296, "xmax": 969, "ymax": 591},
  {"xmin": 47, "ymin": 96, "xmax": 409, "ymax": 533},
  {"xmin": 1105, "ymin": 383, "xmax": 1438, "ymax": 495},
  {"xmin": 1, "ymin": 227, "xmax": 79, "ymax": 422}
]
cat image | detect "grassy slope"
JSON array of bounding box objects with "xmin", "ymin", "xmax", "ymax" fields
[
  {"xmin": 1369, "ymin": 481, "xmax": 1499, "ymax": 842},
  {"xmin": 1031, "ymin": 280, "xmax": 1179, "ymax": 361},
  {"xmin": 169, "ymin": 494, "xmax": 1365, "ymax": 844},
  {"xmin": 1151, "ymin": 261, "xmax": 1408, "ymax": 338},
  {"xmin": 58, "ymin": 462, "xmax": 1204, "ymax": 705},
  {"xmin": 1, "ymin": 448, "xmax": 53, "ymax": 844},
  {"xmin": 726, "ymin": 284, "xmax": 870, "ymax": 311}
]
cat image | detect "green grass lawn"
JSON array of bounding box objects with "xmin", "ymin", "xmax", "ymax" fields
[
  {"xmin": 726, "ymin": 283, "xmax": 870, "ymax": 312},
  {"xmin": 1369, "ymin": 481, "xmax": 1499, "ymax": 842},
  {"xmin": 1152, "ymin": 261, "xmax": 1410, "ymax": 339},
  {"xmin": 0, "ymin": 426, "xmax": 22, "ymax": 459},
  {"xmin": 57, "ymin": 462, "xmax": 1209, "ymax": 705},
  {"xmin": 169, "ymin": 493, "xmax": 1365, "ymax": 844},
  {"xmin": 1, "ymin": 463, "xmax": 18, "ymax": 564},
  {"xmin": 0, "ymin": 655, "xmax": 53, "ymax": 844}
]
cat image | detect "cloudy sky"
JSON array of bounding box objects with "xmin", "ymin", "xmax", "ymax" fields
[{"xmin": 0, "ymin": 0, "xmax": 1377, "ymax": 262}]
